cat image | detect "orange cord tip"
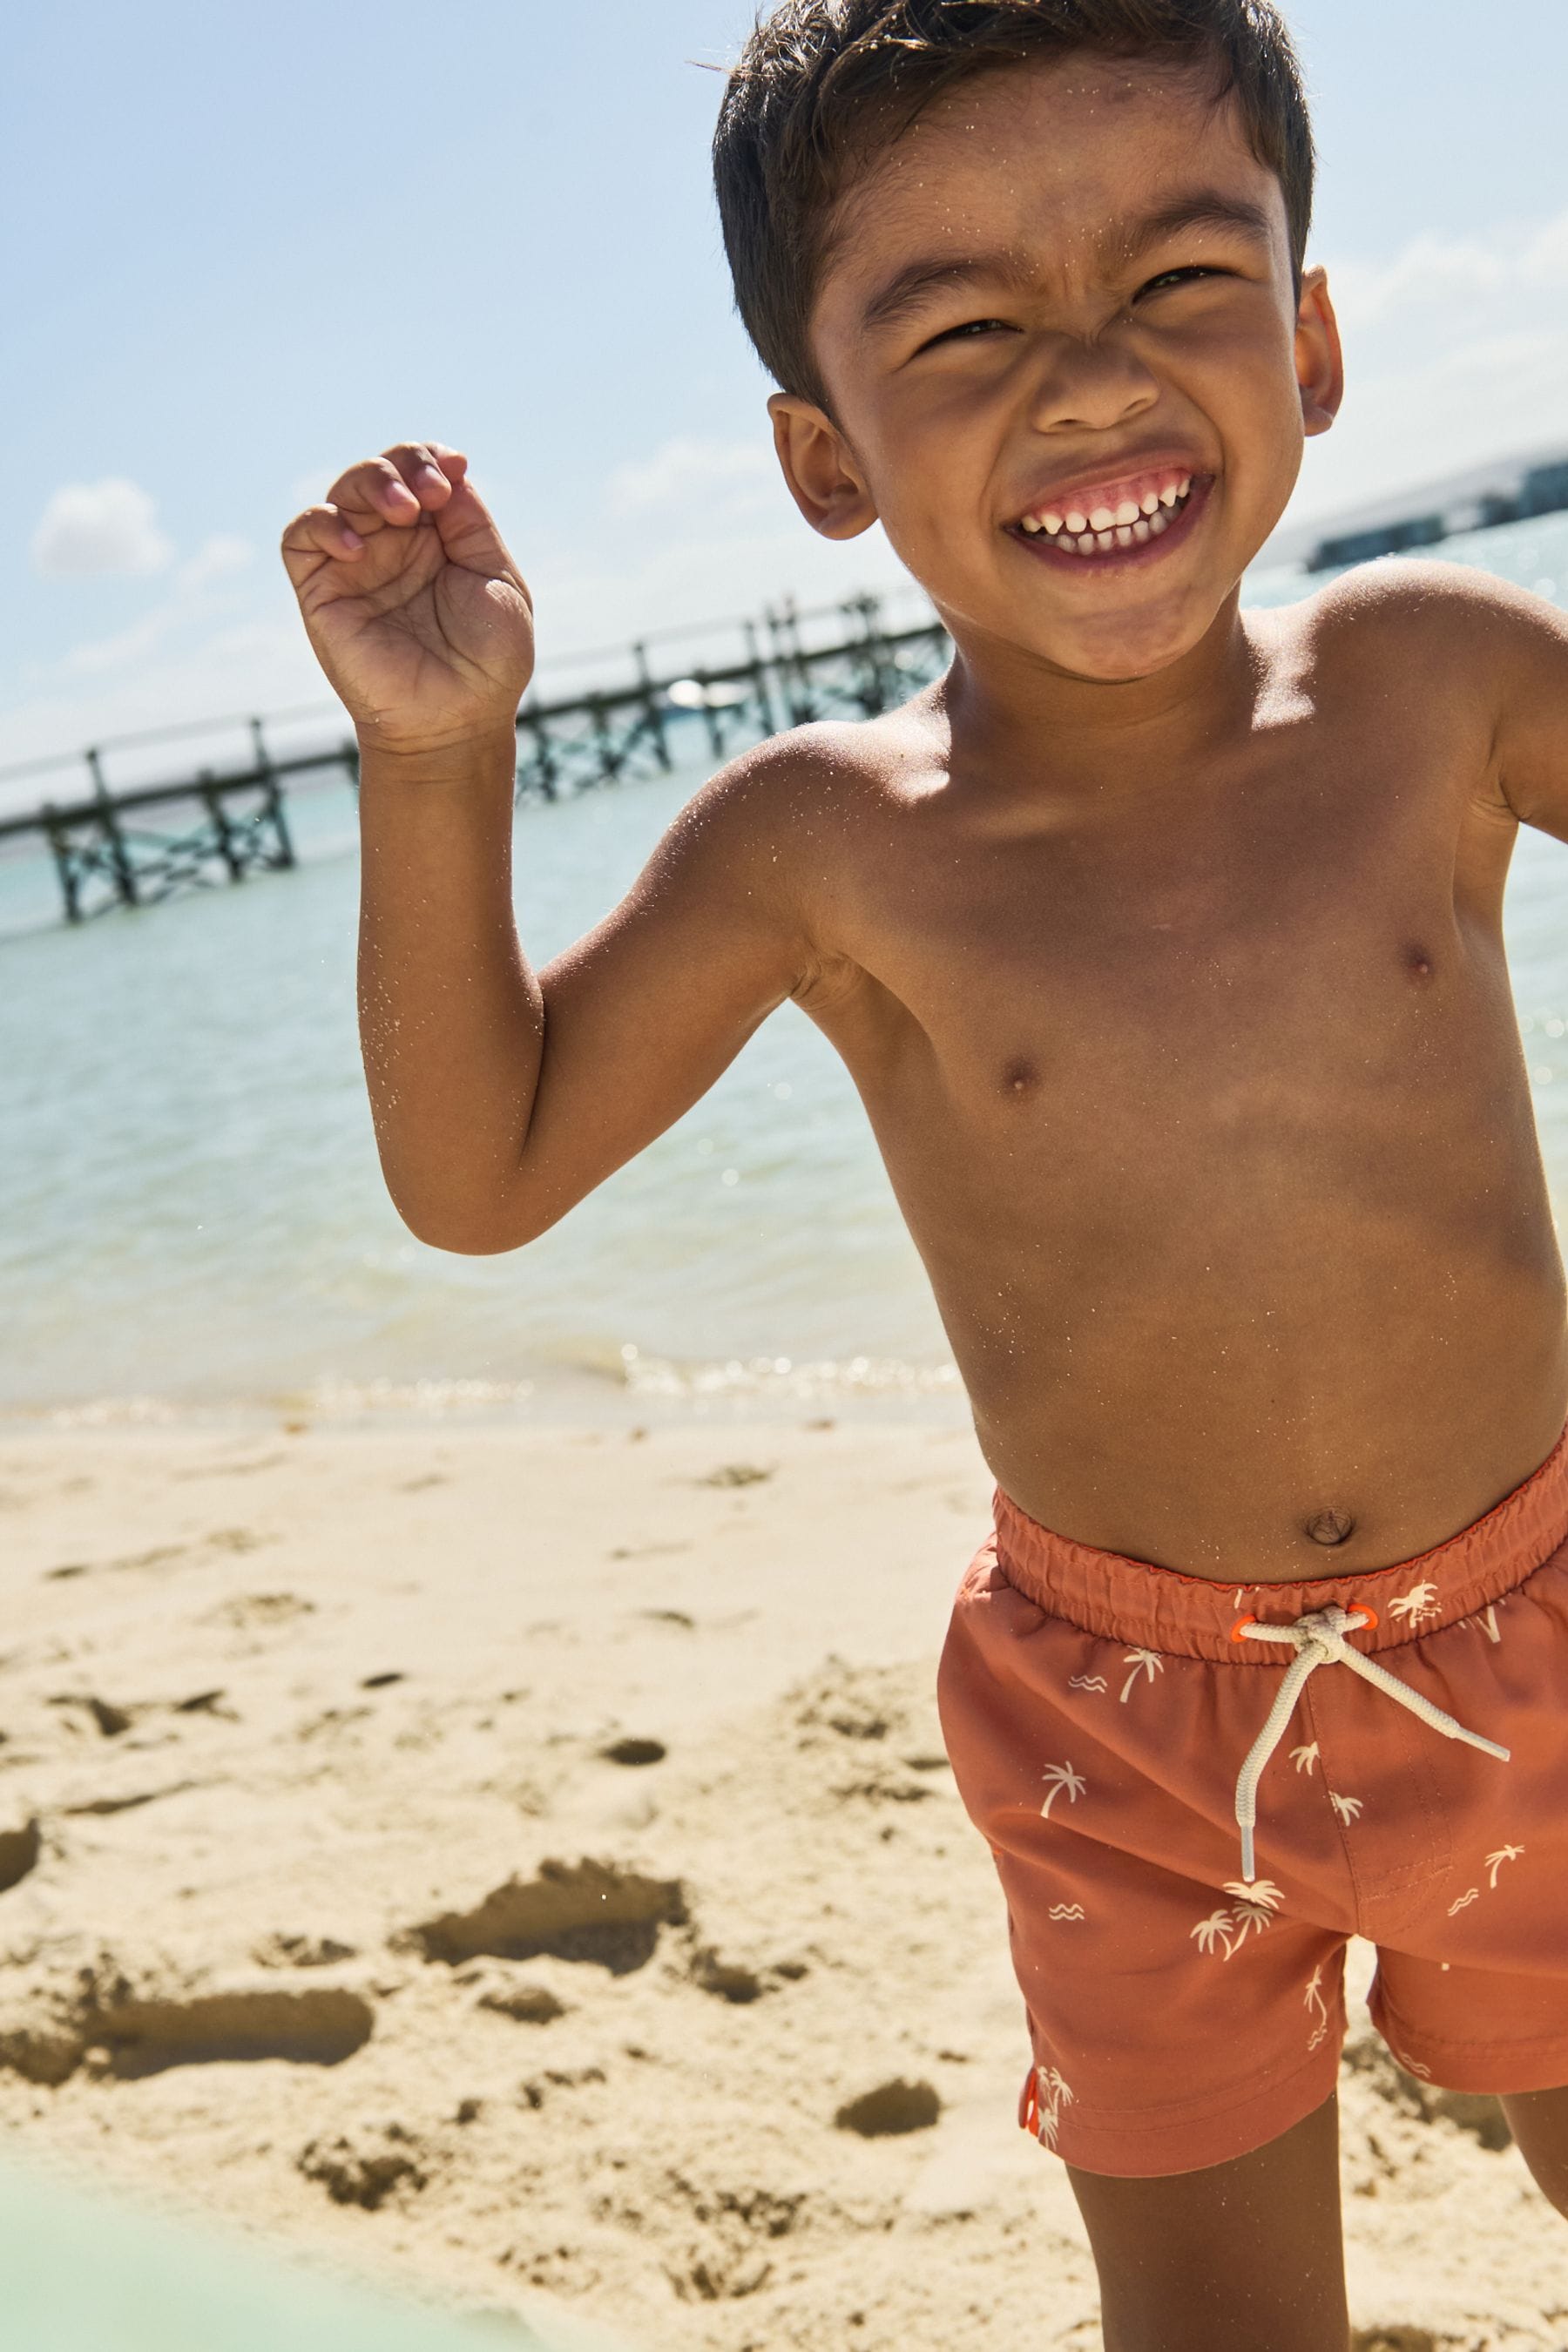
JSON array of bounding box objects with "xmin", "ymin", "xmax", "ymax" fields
[{"xmin": 1229, "ymin": 1613, "xmax": 1259, "ymax": 1643}]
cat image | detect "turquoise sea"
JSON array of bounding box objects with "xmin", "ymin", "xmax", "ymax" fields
[{"xmin": 4, "ymin": 511, "xmax": 1568, "ymax": 1429}]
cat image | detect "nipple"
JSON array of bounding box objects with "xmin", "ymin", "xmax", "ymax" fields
[
  {"xmin": 1002, "ymin": 1056, "xmax": 1040, "ymax": 1099},
  {"xmin": 1305, "ymin": 1509, "xmax": 1356, "ymax": 1549},
  {"xmin": 1404, "ymin": 946, "xmax": 1435, "ymax": 983}
]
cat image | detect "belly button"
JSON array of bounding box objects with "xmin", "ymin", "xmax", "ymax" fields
[{"xmin": 1305, "ymin": 1509, "xmax": 1356, "ymax": 1549}]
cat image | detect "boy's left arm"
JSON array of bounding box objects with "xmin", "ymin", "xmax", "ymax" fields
[{"xmin": 1484, "ymin": 579, "xmax": 1568, "ymax": 843}]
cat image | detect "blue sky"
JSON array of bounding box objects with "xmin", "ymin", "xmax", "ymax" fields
[{"xmin": 7, "ymin": 0, "xmax": 1568, "ymax": 776}]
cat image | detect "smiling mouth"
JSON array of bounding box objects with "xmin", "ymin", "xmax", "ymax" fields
[{"xmin": 1009, "ymin": 464, "xmax": 1203, "ymax": 561}]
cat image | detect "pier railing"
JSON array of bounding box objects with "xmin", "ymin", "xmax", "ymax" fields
[{"xmin": 0, "ymin": 588, "xmax": 948, "ymax": 926}]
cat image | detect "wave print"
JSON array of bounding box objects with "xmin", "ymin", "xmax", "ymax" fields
[
  {"xmin": 1067, "ymin": 1674, "xmax": 1108, "ymax": 1693},
  {"xmin": 1447, "ymin": 1886, "xmax": 1480, "ymax": 1915},
  {"xmin": 1047, "ymin": 1903, "xmax": 1086, "ymax": 1922}
]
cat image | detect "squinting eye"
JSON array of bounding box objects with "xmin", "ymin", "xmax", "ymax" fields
[
  {"xmin": 1139, "ymin": 266, "xmax": 1222, "ymax": 297},
  {"xmin": 918, "ymin": 317, "xmax": 1014, "ymax": 351}
]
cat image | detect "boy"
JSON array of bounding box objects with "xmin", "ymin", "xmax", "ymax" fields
[{"xmin": 280, "ymin": 3, "xmax": 1568, "ymax": 2343}]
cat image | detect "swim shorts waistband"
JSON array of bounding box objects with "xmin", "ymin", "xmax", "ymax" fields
[{"xmin": 989, "ymin": 1423, "xmax": 1568, "ymax": 1665}]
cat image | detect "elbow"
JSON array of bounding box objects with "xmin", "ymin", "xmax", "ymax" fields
[{"xmin": 395, "ymin": 1193, "xmax": 548, "ymax": 1256}]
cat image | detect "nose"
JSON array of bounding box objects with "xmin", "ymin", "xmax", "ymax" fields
[{"xmin": 1024, "ymin": 333, "xmax": 1159, "ymax": 436}]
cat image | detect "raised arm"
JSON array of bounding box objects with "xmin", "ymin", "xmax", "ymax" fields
[
  {"xmin": 282, "ymin": 443, "xmax": 819, "ymax": 1254},
  {"xmin": 1490, "ymin": 578, "xmax": 1568, "ymax": 845}
]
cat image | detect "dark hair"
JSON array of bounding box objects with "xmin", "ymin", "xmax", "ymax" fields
[{"xmin": 713, "ymin": 0, "xmax": 1315, "ymax": 407}]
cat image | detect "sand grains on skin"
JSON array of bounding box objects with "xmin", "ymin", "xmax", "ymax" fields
[{"xmin": 0, "ymin": 1420, "xmax": 1557, "ymax": 2349}]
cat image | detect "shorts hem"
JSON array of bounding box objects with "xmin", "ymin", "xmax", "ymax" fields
[
  {"xmin": 1371, "ymin": 1994, "xmax": 1568, "ymax": 2096},
  {"xmin": 1035, "ymin": 2046, "xmax": 1342, "ymax": 2180}
]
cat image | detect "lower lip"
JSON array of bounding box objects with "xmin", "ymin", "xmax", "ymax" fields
[{"xmin": 1007, "ymin": 477, "xmax": 1212, "ymax": 576}]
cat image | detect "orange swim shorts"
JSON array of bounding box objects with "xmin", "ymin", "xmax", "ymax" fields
[{"xmin": 936, "ymin": 1428, "xmax": 1568, "ymax": 2179}]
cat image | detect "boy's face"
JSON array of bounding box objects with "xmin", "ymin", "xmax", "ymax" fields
[{"xmin": 770, "ymin": 53, "xmax": 1342, "ymax": 687}]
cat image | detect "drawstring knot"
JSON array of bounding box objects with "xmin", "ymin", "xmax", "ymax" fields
[{"xmin": 1229, "ymin": 1601, "xmax": 1510, "ymax": 1882}]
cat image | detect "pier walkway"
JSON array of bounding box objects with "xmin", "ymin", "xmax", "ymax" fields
[{"xmin": 0, "ymin": 590, "xmax": 948, "ymax": 926}]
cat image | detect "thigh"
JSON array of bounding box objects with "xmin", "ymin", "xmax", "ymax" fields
[
  {"xmin": 1065, "ymin": 2091, "xmax": 1350, "ymax": 2352},
  {"xmin": 1499, "ymin": 2085, "xmax": 1568, "ymax": 2219}
]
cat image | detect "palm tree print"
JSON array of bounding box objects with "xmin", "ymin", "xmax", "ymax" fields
[
  {"xmin": 1290, "ymin": 1741, "xmax": 1320, "ymax": 1775},
  {"xmin": 1460, "ymin": 1600, "xmax": 1504, "ymax": 1644},
  {"xmin": 1304, "ymin": 1962, "xmax": 1330, "ymax": 2051},
  {"xmin": 1119, "ymin": 1649, "xmax": 1165, "ymax": 1704},
  {"xmin": 1041, "ymin": 1761, "xmax": 1087, "ymax": 1819},
  {"xmin": 1485, "ymin": 1844, "xmax": 1524, "ymax": 1888},
  {"xmin": 1191, "ymin": 1881, "xmax": 1284, "ymax": 1959},
  {"xmin": 1224, "ymin": 1879, "xmax": 1284, "ymax": 1911},
  {"xmin": 1192, "ymin": 1909, "xmax": 1239, "ymax": 1958},
  {"xmin": 1034, "ymin": 2065, "xmax": 1075, "ymax": 2151},
  {"xmin": 1388, "ymin": 1580, "xmax": 1441, "ymax": 1627},
  {"xmin": 1328, "ymin": 1791, "xmax": 1364, "ymax": 1824}
]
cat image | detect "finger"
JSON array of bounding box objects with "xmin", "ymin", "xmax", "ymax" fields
[
  {"xmin": 382, "ymin": 440, "xmax": 456, "ymax": 510},
  {"xmin": 325, "ymin": 455, "xmax": 424, "ymax": 526},
  {"xmin": 280, "ymin": 504, "xmax": 365, "ymax": 573}
]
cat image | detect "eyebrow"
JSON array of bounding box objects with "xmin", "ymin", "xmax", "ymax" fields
[{"xmin": 858, "ymin": 190, "xmax": 1277, "ymax": 335}]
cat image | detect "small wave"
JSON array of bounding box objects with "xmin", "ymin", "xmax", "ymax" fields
[
  {"xmin": 302, "ymin": 1376, "xmax": 538, "ymax": 1416},
  {"xmin": 616, "ymin": 1346, "xmax": 961, "ymax": 1401}
]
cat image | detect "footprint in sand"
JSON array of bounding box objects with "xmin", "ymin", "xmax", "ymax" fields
[
  {"xmin": 403, "ymin": 1858, "xmax": 686, "ymax": 1977},
  {"xmin": 0, "ymin": 1819, "xmax": 40, "ymax": 1894},
  {"xmin": 253, "ymin": 1932, "xmax": 359, "ymax": 1969},
  {"xmin": 835, "ymin": 2078, "xmax": 943, "ymax": 2137},
  {"xmin": 201, "ymin": 1592, "xmax": 314, "ymax": 1631},
  {"xmin": 298, "ymin": 2120, "xmax": 429, "ymax": 2209},
  {"xmin": 601, "ymin": 1736, "xmax": 666, "ymax": 1767}
]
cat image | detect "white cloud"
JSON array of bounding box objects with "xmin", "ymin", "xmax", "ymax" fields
[
  {"xmin": 1274, "ymin": 205, "xmax": 1568, "ymax": 531},
  {"xmin": 176, "ymin": 534, "xmax": 253, "ymax": 593},
  {"xmin": 1327, "ymin": 208, "xmax": 1568, "ymax": 331},
  {"xmin": 30, "ymin": 477, "xmax": 175, "ymax": 580}
]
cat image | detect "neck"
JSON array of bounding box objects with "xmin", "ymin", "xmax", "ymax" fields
[{"xmin": 933, "ymin": 591, "xmax": 1265, "ymax": 782}]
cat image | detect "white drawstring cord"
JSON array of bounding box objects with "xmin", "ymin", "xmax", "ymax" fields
[{"xmin": 1232, "ymin": 1604, "xmax": 1510, "ymax": 1883}]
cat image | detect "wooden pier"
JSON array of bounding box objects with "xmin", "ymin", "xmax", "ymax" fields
[{"xmin": 0, "ymin": 591, "xmax": 949, "ymax": 926}]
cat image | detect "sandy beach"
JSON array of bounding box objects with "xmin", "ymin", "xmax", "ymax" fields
[{"xmin": 0, "ymin": 1415, "xmax": 1561, "ymax": 2349}]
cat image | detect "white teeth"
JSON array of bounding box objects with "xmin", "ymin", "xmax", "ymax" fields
[
  {"xmin": 1020, "ymin": 517, "xmax": 1042, "ymax": 533},
  {"xmin": 1096, "ymin": 530, "xmax": 1115, "ymax": 551},
  {"xmin": 1089, "ymin": 506, "xmax": 1115, "ymax": 532},
  {"xmin": 1065, "ymin": 510, "xmax": 1088, "ymax": 535},
  {"xmin": 1179, "ymin": 474, "xmax": 1193, "ymax": 497},
  {"xmin": 1132, "ymin": 518, "xmax": 1152, "ymax": 544},
  {"xmin": 1116, "ymin": 525, "xmax": 1135, "ymax": 547},
  {"xmin": 1149, "ymin": 509, "xmax": 1169, "ymax": 534},
  {"xmin": 1077, "ymin": 534, "xmax": 1097, "ymax": 555},
  {"xmin": 1042, "ymin": 510, "xmax": 1064, "ymax": 535},
  {"xmin": 1114, "ymin": 499, "xmax": 1140, "ymax": 528},
  {"xmin": 1141, "ymin": 491, "xmax": 1161, "ymax": 516},
  {"xmin": 1159, "ymin": 483, "xmax": 1179, "ymax": 508}
]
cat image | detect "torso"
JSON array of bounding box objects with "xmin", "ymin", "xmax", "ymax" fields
[{"xmin": 792, "ymin": 590, "xmax": 1568, "ymax": 1581}]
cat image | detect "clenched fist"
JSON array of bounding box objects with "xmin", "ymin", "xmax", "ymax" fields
[{"xmin": 280, "ymin": 442, "xmax": 534, "ymax": 758}]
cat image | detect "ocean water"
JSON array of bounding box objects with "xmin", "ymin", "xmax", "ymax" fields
[{"xmin": 4, "ymin": 510, "xmax": 1568, "ymax": 1428}]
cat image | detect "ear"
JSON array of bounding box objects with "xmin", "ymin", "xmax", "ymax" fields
[
  {"xmin": 767, "ymin": 394, "xmax": 879, "ymax": 539},
  {"xmin": 1295, "ymin": 265, "xmax": 1344, "ymax": 441}
]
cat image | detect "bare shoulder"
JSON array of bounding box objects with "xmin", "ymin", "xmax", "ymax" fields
[
  {"xmin": 671, "ymin": 704, "xmax": 938, "ymax": 884},
  {"xmin": 656, "ymin": 706, "xmax": 937, "ymax": 1000},
  {"xmin": 1258, "ymin": 558, "xmax": 1568, "ymax": 834},
  {"xmin": 1278, "ymin": 557, "xmax": 1566, "ymax": 681}
]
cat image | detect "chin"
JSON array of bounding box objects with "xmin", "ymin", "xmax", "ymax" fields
[{"xmin": 1043, "ymin": 609, "xmax": 1214, "ymax": 683}]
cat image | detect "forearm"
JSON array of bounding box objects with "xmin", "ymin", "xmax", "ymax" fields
[{"xmin": 357, "ymin": 733, "xmax": 544, "ymax": 1252}]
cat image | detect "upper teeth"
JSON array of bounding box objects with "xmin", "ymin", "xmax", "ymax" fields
[{"xmin": 1018, "ymin": 473, "xmax": 1193, "ymax": 551}]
